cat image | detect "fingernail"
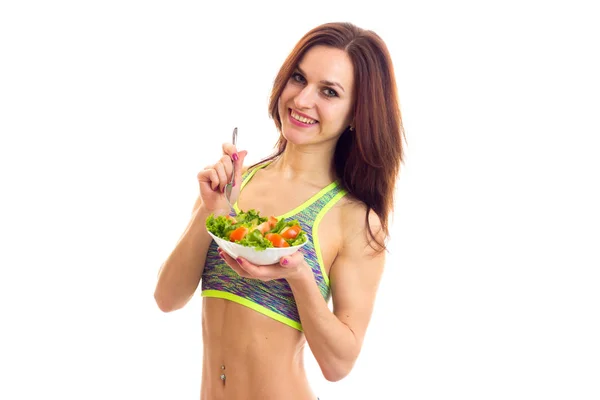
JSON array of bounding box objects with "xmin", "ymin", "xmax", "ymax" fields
[
  {"xmin": 281, "ymin": 258, "xmax": 288, "ymax": 266},
  {"xmin": 232, "ymin": 153, "xmax": 239, "ymax": 161},
  {"xmin": 236, "ymin": 257, "xmax": 243, "ymax": 264}
]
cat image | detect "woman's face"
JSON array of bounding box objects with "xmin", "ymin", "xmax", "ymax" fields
[{"xmin": 277, "ymin": 45, "xmax": 355, "ymax": 148}]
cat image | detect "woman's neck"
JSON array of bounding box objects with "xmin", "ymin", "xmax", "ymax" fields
[{"xmin": 269, "ymin": 142, "xmax": 336, "ymax": 186}]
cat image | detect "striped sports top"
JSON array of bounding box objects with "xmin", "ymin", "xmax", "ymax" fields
[{"xmin": 201, "ymin": 162, "xmax": 347, "ymax": 331}]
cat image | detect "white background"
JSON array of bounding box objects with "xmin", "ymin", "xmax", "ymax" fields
[{"xmin": 1, "ymin": 1, "xmax": 599, "ymax": 399}]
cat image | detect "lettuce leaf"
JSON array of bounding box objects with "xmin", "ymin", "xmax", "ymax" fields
[{"xmin": 205, "ymin": 214, "xmax": 236, "ymax": 239}]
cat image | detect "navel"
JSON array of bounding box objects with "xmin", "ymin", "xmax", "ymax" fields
[{"xmin": 219, "ymin": 364, "xmax": 226, "ymax": 383}]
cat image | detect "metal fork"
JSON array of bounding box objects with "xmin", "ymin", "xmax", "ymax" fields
[{"xmin": 224, "ymin": 127, "xmax": 238, "ymax": 212}]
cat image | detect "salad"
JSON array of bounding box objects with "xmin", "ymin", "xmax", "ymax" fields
[{"xmin": 206, "ymin": 209, "xmax": 307, "ymax": 251}]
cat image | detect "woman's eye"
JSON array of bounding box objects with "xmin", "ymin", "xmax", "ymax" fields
[
  {"xmin": 323, "ymin": 88, "xmax": 338, "ymax": 98},
  {"xmin": 291, "ymin": 73, "xmax": 305, "ymax": 83}
]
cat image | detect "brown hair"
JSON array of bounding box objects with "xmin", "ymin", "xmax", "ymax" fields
[{"xmin": 259, "ymin": 22, "xmax": 405, "ymax": 252}]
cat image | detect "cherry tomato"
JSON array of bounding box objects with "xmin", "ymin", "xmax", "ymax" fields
[
  {"xmin": 229, "ymin": 227, "xmax": 249, "ymax": 242},
  {"xmin": 265, "ymin": 233, "xmax": 289, "ymax": 248},
  {"xmin": 281, "ymin": 225, "xmax": 301, "ymax": 239}
]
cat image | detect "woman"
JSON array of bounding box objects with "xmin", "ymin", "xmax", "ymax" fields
[{"xmin": 154, "ymin": 22, "xmax": 405, "ymax": 400}]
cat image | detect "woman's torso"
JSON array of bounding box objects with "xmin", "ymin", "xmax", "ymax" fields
[{"xmin": 200, "ymin": 163, "xmax": 347, "ymax": 400}]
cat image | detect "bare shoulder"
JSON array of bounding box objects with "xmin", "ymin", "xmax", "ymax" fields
[{"xmin": 337, "ymin": 197, "xmax": 385, "ymax": 258}]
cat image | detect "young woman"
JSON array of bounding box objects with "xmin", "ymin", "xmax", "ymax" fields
[{"xmin": 154, "ymin": 22, "xmax": 405, "ymax": 400}]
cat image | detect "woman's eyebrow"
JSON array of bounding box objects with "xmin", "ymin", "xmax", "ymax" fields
[{"xmin": 296, "ymin": 66, "xmax": 346, "ymax": 93}]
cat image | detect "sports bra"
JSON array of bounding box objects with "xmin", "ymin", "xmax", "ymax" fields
[{"xmin": 201, "ymin": 162, "xmax": 347, "ymax": 331}]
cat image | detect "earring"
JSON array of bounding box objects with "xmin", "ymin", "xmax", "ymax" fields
[{"xmin": 349, "ymin": 126, "xmax": 354, "ymax": 131}]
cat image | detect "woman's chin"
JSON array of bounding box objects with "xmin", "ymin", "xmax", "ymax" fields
[{"xmin": 281, "ymin": 125, "xmax": 315, "ymax": 144}]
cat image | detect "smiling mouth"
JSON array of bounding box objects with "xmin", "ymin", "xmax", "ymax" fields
[{"xmin": 290, "ymin": 109, "xmax": 318, "ymax": 124}]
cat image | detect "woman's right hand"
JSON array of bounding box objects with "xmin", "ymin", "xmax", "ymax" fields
[{"xmin": 196, "ymin": 143, "xmax": 247, "ymax": 215}]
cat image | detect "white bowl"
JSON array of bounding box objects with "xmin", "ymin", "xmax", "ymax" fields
[{"xmin": 208, "ymin": 231, "xmax": 307, "ymax": 266}]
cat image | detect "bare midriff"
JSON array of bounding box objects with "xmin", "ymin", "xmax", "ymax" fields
[{"xmin": 200, "ymin": 297, "xmax": 316, "ymax": 400}]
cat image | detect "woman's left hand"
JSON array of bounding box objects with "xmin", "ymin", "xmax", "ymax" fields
[{"xmin": 217, "ymin": 247, "xmax": 308, "ymax": 282}]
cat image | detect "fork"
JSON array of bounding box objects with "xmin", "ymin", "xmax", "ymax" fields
[{"xmin": 224, "ymin": 127, "xmax": 238, "ymax": 212}]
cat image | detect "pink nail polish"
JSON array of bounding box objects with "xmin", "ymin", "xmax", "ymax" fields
[
  {"xmin": 236, "ymin": 257, "xmax": 243, "ymax": 264},
  {"xmin": 281, "ymin": 258, "xmax": 288, "ymax": 266},
  {"xmin": 232, "ymin": 153, "xmax": 239, "ymax": 161}
]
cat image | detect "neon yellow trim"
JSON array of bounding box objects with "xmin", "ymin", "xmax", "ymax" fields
[
  {"xmin": 313, "ymin": 190, "xmax": 347, "ymax": 287},
  {"xmin": 279, "ymin": 181, "xmax": 338, "ymax": 219},
  {"xmin": 240, "ymin": 162, "xmax": 269, "ymax": 191},
  {"xmin": 201, "ymin": 289, "xmax": 303, "ymax": 332},
  {"xmin": 233, "ymin": 162, "xmax": 270, "ymax": 214}
]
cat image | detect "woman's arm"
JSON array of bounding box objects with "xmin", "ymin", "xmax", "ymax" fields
[
  {"xmin": 287, "ymin": 205, "xmax": 386, "ymax": 382},
  {"xmin": 154, "ymin": 200, "xmax": 230, "ymax": 312}
]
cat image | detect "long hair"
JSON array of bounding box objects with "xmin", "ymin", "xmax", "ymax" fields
[{"xmin": 258, "ymin": 22, "xmax": 405, "ymax": 253}]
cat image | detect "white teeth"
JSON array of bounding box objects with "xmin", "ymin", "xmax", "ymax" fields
[{"xmin": 291, "ymin": 110, "xmax": 317, "ymax": 124}]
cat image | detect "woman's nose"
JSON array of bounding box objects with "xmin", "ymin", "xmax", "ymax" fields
[{"xmin": 293, "ymin": 86, "xmax": 315, "ymax": 109}]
